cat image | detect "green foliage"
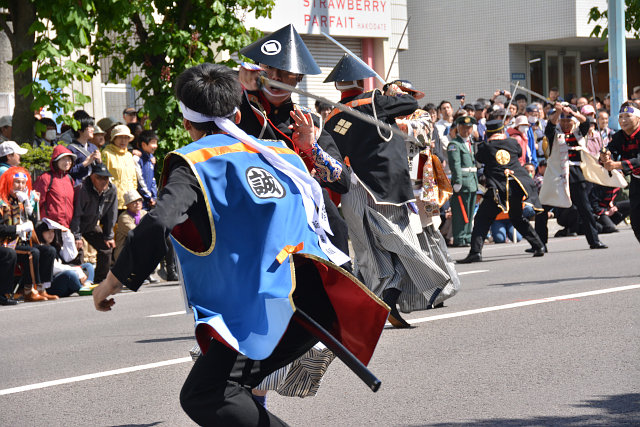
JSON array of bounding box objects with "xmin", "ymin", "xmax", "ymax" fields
[
  {"xmin": 91, "ymin": 0, "xmax": 274, "ymax": 160},
  {"xmin": 4, "ymin": 0, "xmax": 101, "ymax": 132},
  {"xmin": 18, "ymin": 143, "xmax": 54, "ymax": 179},
  {"xmin": 589, "ymin": 0, "xmax": 640, "ymax": 39},
  {"xmin": 1, "ymin": 0, "xmax": 274, "ymax": 147}
]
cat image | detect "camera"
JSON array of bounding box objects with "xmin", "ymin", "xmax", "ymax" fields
[
  {"xmin": 499, "ymin": 90, "xmax": 505, "ymax": 95},
  {"xmin": 455, "ymin": 94, "xmax": 464, "ymax": 100}
]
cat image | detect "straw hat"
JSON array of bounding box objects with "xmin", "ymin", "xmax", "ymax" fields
[
  {"xmin": 110, "ymin": 124, "xmax": 134, "ymax": 142},
  {"xmin": 123, "ymin": 189, "xmax": 143, "ymax": 206}
]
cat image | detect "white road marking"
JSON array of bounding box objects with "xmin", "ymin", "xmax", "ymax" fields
[
  {"xmin": 405, "ymin": 283, "xmax": 640, "ymax": 325},
  {"xmin": 4, "ymin": 284, "xmax": 639, "ymax": 396},
  {"xmin": 147, "ymin": 311, "xmax": 187, "ymax": 318},
  {"xmin": 458, "ymin": 270, "xmax": 488, "ymax": 276},
  {"xmin": 0, "ymin": 357, "xmax": 192, "ymax": 396}
]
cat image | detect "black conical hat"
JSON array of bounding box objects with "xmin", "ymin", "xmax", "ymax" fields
[
  {"xmin": 239, "ymin": 24, "xmax": 321, "ymax": 75},
  {"xmin": 324, "ymin": 54, "xmax": 378, "ymax": 83}
]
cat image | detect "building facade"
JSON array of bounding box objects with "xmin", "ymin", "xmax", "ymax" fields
[{"xmin": 400, "ymin": 0, "xmax": 640, "ymax": 108}]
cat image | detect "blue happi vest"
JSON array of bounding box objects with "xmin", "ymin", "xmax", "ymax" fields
[{"xmin": 168, "ymin": 133, "xmax": 328, "ymax": 360}]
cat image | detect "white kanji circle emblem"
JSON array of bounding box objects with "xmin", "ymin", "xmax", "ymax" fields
[
  {"xmin": 246, "ymin": 167, "xmax": 286, "ymax": 199},
  {"xmin": 261, "ymin": 40, "xmax": 281, "ymax": 56}
]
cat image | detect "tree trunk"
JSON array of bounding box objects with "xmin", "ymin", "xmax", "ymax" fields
[{"xmin": 8, "ymin": 0, "xmax": 35, "ymax": 144}]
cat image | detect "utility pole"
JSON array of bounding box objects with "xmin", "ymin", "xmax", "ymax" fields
[{"xmin": 608, "ymin": 0, "xmax": 627, "ymax": 130}]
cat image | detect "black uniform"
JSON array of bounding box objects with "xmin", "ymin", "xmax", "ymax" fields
[
  {"xmin": 545, "ymin": 121, "xmax": 603, "ymax": 247},
  {"xmin": 468, "ymin": 135, "xmax": 544, "ymax": 256},
  {"xmin": 606, "ymin": 125, "xmax": 640, "ymax": 243},
  {"xmin": 325, "ymin": 91, "xmax": 418, "ymax": 204},
  {"xmin": 113, "ymin": 159, "xmax": 340, "ymax": 427},
  {"xmin": 239, "ymin": 90, "xmax": 351, "ymax": 263}
]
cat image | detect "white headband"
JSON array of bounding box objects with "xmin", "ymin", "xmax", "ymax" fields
[
  {"xmin": 179, "ymin": 101, "xmax": 238, "ymax": 123},
  {"xmin": 619, "ymin": 106, "xmax": 640, "ymax": 118}
]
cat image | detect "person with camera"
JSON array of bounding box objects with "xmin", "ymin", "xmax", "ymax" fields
[{"xmin": 68, "ymin": 110, "xmax": 102, "ymax": 186}]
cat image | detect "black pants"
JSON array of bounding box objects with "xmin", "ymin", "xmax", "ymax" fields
[
  {"xmin": 629, "ymin": 178, "xmax": 640, "ymax": 244},
  {"xmin": 470, "ymin": 187, "xmax": 544, "ymax": 254},
  {"xmin": 534, "ymin": 205, "xmax": 552, "ymax": 245},
  {"xmin": 569, "ymin": 180, "xmax": 600, "ymax": 246},
  {"xmin": 180, "ymin": 260, "xmax": 334, "ymax": 426},
  {"xmin": 15, "ymin": 244, "xmax": 56, "ymax": 288},
  {"xmin": 80, "ymin": 225, "xmax": 113, "ymax": 283},
  {"xmin": 0, "ymin": 247, "xmax": 17, "ymax": 295}
]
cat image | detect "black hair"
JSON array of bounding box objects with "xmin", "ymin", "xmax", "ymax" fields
[
  {"xmin": 488, "ymin": 110, "xmax": 505, "ymax": 121},
  {"xmin": 438, "ymin": 100, "xmax": 451, "ymax": 110},
  {"xmin": 537, "ymin": 158, "xmax": 547, "ymax": 168},
  {"xmin": 72, "ymin": 110, "xmax": 95, "ymax": 138},
  {"xmin": 423, "ymin": 103, "xmax": 436, "ymax": 112},
  {"xmin": 139, "ymin": 129, "xmax": 158, "ymax": 145},
  {"xmin": 40, "ymin": 117, "xmax": 57, "ymax": 129},
  {"xmin": 175, "ymin": 63, "xmax": 242, "ymax": 135},
  {"xmin": 622, "ymin": 100, "xmax": 640, "ymax": 109},
  {"xmin": 315, "ymin": 100, "xmax": 332, "ymax": 112},
  {"xmin": 515, "ymin": 94, "xmax": 527, "ymax": 101},
  {"xmin": 550, "ymin": 87, "xmax": 559, "ymax": 92},
  {"xmin": 0, "ymin": 155, "xmax": 8, "ymax": 164}
]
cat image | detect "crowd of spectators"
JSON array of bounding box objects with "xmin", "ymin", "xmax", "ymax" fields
[
  {"xmin": 0, "ymin": 107, "xmax": 176, "ymax": 306},
  {"xmin": 421, "ymin": 85, "xmax": 638, "ymax": 248}
]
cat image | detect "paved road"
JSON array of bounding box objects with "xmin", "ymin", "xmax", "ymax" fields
[{"xmin": 1, "ymin": 227, "xmax": 638, "ymax": 426}]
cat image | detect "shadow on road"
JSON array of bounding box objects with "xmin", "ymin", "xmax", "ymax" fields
[
  {"xmin": 487, "ymin": 274, "xmax": 639, "ymax": 288},
  {"xmin": 135, "ymin": 335, "xmax": 193, "ymax": 344},
  {"xmin": 109, "ymin": 423, "xmax": 163, "ymax": 427},
  {"xmin": 406, "ymin": 393, "xmax": 640, "ymax": 426}
]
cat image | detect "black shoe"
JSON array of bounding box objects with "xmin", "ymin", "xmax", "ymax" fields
[
  {"xmin": 452, "ymin": 242, "xmax": 471, "ymax": 247},
  {"xmin": 0, "ymin": 295, "xmax": 19, "ymax": 306},
  {"xmin": 532, "ymin": 248, "xmax": 545, "ymax": 257},
  {"xmin": 457, "ymin": 253, "xmax": 482, "ymax": 264},
  {"xmin": 166, "ymin": 270, "xmax": 179, "ymax": 281},
  {"xmin": 554, "ymin": 228, "xmax": 568, "ymax": 237},
  {"xmin": 590, "ymin": 242, "xmax": 608, "ymax": 249},
  {"xmin": 387, "ymin": 306, "xmax": 413, "ymax": 329},
  {"xmin": 525, "ymin": 245, "xmax": 547, "ymax": 254}
]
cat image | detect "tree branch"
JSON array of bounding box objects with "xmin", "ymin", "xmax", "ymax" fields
[
  {"xmin": 0, "ymin": 13, "xmax": 16, "ymax": 51},
  {"xmin": 131, "ymin": 13, "xmax": 147, "ymax": 44}
]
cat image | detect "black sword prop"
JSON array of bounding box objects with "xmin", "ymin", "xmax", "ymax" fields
[{"xmin": 257, "ymin": 75, "xmax": 418, "ymax": 144}]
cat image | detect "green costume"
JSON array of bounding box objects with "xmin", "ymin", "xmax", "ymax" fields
[{"xmin": 447, "ymin": 133, "xmax": 478, "ymax": 246}]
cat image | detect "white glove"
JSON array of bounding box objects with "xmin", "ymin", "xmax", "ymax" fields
[
  {"xmin": 15, "ymin": 191, "xmax": 30, "ymax": 204},
  {"xmin": 453, "ymin": 183, "xmax": 462, "ymax": 193},
  {"xmin": 16, "ymin": 220, "xmax": 34, "ymax": 234}
]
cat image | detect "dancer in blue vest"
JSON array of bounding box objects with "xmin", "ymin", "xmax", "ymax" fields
[{"xmin": 92, "ymin": 63, "xmax": 388, "ymax": 426}]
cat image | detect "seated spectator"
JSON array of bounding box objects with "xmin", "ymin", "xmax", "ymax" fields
[
  {"xmin": 90, "ymin": 125, "xmax": 107, "ymax": 149},
  {"xmin": 103, "ymin": 124, "xmax": 138, "ymax": 212},
  {"xmin": 69, "ymin": 163, "xmax": 117, "ymax": 283},
  {"xmin": 68, "ymin": 110, "xmax": 102, "ymax": 185},
  {"xmin": 34, "ymin": 145, "xmax": 76, "ymax": 228},
  {"xmin": 0, "ymin": 140, "xmax": 28, "ymax": 176},
  {"xmin": 1, "ymin": 223, "xmax": 18, "ymax": 305},
  {"xmin": 0, "ymin": 115, "xmax": 12, "ymax": 142},
  {"xmin": 34, "ymin": 117, "xmax": 59, "ymax": 147},
  {"xmin": 114, "ymin": 190, "xmax": 147, "ymax": 260},
  {"xmin": 0, "ymin": 166, "xmax": 57, "ymax": 302},
  {"xmin": 491, "ymin": 217, "xmax": 522, "ymax": 243},
  {"xmin": 35, "ymin": 220, "xmax": 96, "ymax": 297},
  {"xmin": 590, "ymin": 185, "xmax": 631, "ymax": 234}
]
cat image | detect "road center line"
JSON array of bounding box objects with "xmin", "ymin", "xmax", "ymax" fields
[
  {"xmin": 4, "ymin": 284, "xmax": 638, "ymax": 396},
  {"xmin": 406, "ymin": 283, "xmax": 640, "ymax": 325},
  {"xmin": 0, "ymin": 357, "xmax": 192, "ymax": 396},
  {"xmin": 147, "ymin": 311, "xmax": 187, "ymax": 318},
  {"xmin": 458, "ymin": 270, "xmax": 488, "ymax": 276}
]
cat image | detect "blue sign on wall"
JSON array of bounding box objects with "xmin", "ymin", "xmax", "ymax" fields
[{"xmin": 511, "ymin": 73, "xmax": 526, "ymax": 81}]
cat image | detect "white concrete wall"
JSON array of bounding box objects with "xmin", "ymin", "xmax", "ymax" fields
[{"xmin": 399, "ymin": 0, "xmax": 602, "ymax": 106}]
